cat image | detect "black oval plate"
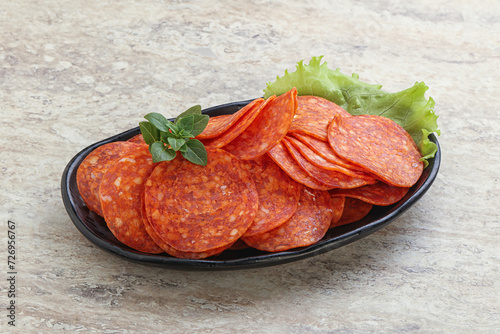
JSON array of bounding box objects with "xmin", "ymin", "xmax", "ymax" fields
[{"xmin": 61, "ymin": 100, "xmax": 441, "ymax": 271}]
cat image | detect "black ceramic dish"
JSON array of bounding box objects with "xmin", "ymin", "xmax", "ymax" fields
[{"xmin": 61, "ymin": 100, "xmax": 441, "ymax": 271}]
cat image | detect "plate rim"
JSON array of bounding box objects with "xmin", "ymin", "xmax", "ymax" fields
[{"xmin": 61, "ymin": 99, "xmax": 441, "ymax": 271}]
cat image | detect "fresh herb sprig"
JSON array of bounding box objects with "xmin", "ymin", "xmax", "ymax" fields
[{"xmin": 139, "ymin": 105, "xmax": 209, "ymax": 166}]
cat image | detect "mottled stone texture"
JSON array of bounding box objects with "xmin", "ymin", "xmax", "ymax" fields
[{"xmin": 1, "ymin": 0, "xmax": 499, "ymax": 333}]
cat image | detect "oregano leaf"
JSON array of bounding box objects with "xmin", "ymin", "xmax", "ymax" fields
[
  {"xmin": 190, "ymin": 114, "xmax": 210, "ymax": 137},
  {"xmin": 181, "ymin": 139, "xmax": 207, "ymax": 166},
  {"xmin": 176, "ymin": 114, "xmax": 195, "ymax": 135},
  {"xmin": 139, "ymin": 121, "xmax": 160, "ymax": 145},
  {"xmin": 144, "ymin": 112, "xmax": 171, "ymax": 133},
  {"xmin": 149, "ymin": 141, "xmax": 176, "ymax": 163},
  {"xmin": 167, "ymin": 137, "xmax": 186, "ymax": 151},
  {"xmin": 175, "ymin": 105, "xmax": 202, "ymax": 123}
]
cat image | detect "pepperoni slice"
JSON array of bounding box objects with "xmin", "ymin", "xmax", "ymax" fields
[
  {"xmin": 196, "ymin": 98, "xmax": 264, "ymax": 140},
  {"xmin": 76, "ymin": 141, "xmax": 143, "ymax": 216},
  {"xmin": 328, "ymin": 114, "xmax": 424, "ymax": 187},
  {"xmin": 223, "ymin": 88, "xmax": 297, "ymax": 160},
  {"xmin": 331, "ymin": 197, "xmax": 373, "ymax": 227},
  {"xmin": 289, "ymin": 133, "xmax": 364, "ymax": 171},
  {"xmin": 240, "ymin": 154, "xmax": 303, "ymax": 237},
  {"xmin": 228, "ymin": 239, "xmax": 250, "ymax": 250},
  {"xmin": 267, "ymin": 141, "xmax": 332, "ymax": 191},
  {"xmin": 202, "ymin": 98, "xmax": 268, "ymax": 149},
  {"xmin": 127, "ymin": 134, "xmax": 146, "ymax": 145},
  {"xmin": 285, "ymin": 135, "xmax": 373, "ymax": 178},
  {"xmin": 145, "ymin": 148, "xmax": 258, "ymax": 253},
  {"xmin": 282, "ymin": 137, "xmax": 377, "ymax": 189},
  {"xmin": 99, "ymin": 146, "xmax": 163, "ymax": 253},
  {"xmin": 329, "ymin": 182, "xmax": 410, "ymax": 206},
  {"xmin": 140, "ymin": 198, "xmax": 231, "ymax": 259},
  {"xmin": 241, "ymin": 187, "xmax": 334, "ymax": 252},
  {"xmin": 329, "ymin": 196, "xmax": 345, "ymax": 228},
  {"xmin": 288, "ymin": 95, "xmax": 351, "ymax": 141}
]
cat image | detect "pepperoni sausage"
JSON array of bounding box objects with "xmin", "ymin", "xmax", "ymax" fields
[
  {"xmin": 328, "ymin": 114, "xmax": 424, "ymax": 187},
  {"xmin": 99, "ymin": 146, "xmax": 163, "ymax": 253},
  {"xmin": 240, "ymin": 154, "xmax": 303, "ymax": 237},
  {"xmin": 223, "ymin": 88, "xmax": 297, "ymax": 160},
  {"xmin": 196, "ymin": 98, "xmax": 264, "ymax": 140},
  {"xmin": 288, "ymin": 95, "xmax": 351, "ymax": 141},
  {"xmin": 144, "ymin": 148, "xmax": 259, "ymax": 253},
  {"xmin": 76, "ymin": 141, "xmax": 143, "ymax": 216},
  {"xmin": 242, "ymin": 187, "xmax": 334, "ymax": 252}
]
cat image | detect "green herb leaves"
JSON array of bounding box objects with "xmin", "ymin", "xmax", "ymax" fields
[{"xmin": 139, "ymin": 105, "xmax": 209, "ymax": 166}]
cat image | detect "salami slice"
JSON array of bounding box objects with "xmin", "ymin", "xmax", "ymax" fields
[
  {"xmin": 329, "ymin": 181, "xmax": 410, "ymax": 206},
  {"xmin": 196, "ymin": 98, "xmax": 264, "ymax": 140},
  {"xmin": 224, "ymin": 88, "xmax": 297, "ymax": 160},
  {"xmin": 331, "ymin": 197, "xmax": 373, "ymax": 227},
  {"xmin": 145, "ymin": 148, "xmax": 259, "ymax": 253},
  {"xmin": 99, "ymin": 146, "xmax": 163, "ymax": 253},
  {"xmin": 290, "ymin": 133, "xmax": 364, "ymax": 171},
  {"xmin": 267, "ymin": 141, "xmax": 332, "ymax": 191},
  {"xmin": 282, "ymin": 137, "xmax": 377, "ymax": 189},
  {"xmin": 329, "ymin": 196, "xmax": 345, "ymax": 228},
  {"xmin": 140, "ymin": 198, "xmax": 231, "ymax": 259},
  {"xmin": 328, "ymin": 114, "xmax": 424, "ymax": 187},
  {"xmin": 228, "ymin": 238, "xmax": 250, "ymax": 250},
  {"xmin": 242, "ymin": 187, "xmax": 334, "ymax": 252},
  {"xmin": 127, "ymin": 134, "xmax": 146, "ymax": 145},
  {"xmin": 76, "ymin": 141, "xmax": 143, "ymax": 216},
  {"xmin": 286, "ymin": 135, "xmax": 373, "ymax": 178},
  {"xmin": 202, "ymin": 98, "xmax": 269, "ymax": 149},
  {"xmin": 288, "ymin": 95, "xmax": 351, "ymax": 141},
  {"xmin": 240, "ymin": 154, "xmax": 303, "ymax": 237}
]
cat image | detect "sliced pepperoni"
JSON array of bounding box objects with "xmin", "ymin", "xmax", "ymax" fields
[
  {"xmin": 228, "ymin": 239, "xmax": 250, "ymax": 250},
  {"xmin": 223, "ymin": 88, "xmax": 297, "ymax": 160},
  {"xmin": 329, "ymin": 196, "xmax": 345, "ymax": 228},
  {"xmin": 288, "ymin": 95, "xmax": 351, "ymax": 141},
  {"xmin": 76, "ymin": 141, "xmax": 143, "ymax": 216},
  {"xmin": 196, "ymin": 98, "xmax": 264, "ymax": 140},
  {"xmin": 144, "ymin": 148, "xmax": 258, "ymax": 253},
  {"xmin": 240, "ymin": 154, "xmax": 303, "ymax": 237},
  {"xmin": 99, "ymin": 146, "xmax": 163, "ymax": 253},
  {"xmin": 328, "ymin": 114, "xmax": 424, "ymax": 187},
  {"xmin": 241, "ymin": 187, "xmax": 334, "ymax": 252},
  {"xmin": 289, "ymin": 133, "xmax": 364, "ymax": 171},
  {"xmin": 140, "ymin": 197, "xmax": 231, "ymax": 259},
  {"xmin": 202, "ymin": 98, "xmax": 268, "ymax": 149},
  {"xmin": 127, "ymin": 134, "xmax": 146, "ymax": 145},
  {"xmin": 285, "ymin": 135, "xmax": 373, "ymax": 178},
  {"xmin": 267, "ymin": 141, "xmax": 332, "ymax": 191},
  {"xmin": 331, "ymin": 197, "xmax": 373, "ymax": 227},
  {"xmin": 282, "ymin": 137, "xmax": 377, "ymax": 189},
  {"xmin": 329, "ymin": 182, "xmax": 410, "ymax": 206}
]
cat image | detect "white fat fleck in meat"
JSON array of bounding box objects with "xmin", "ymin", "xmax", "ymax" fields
[
  {"xmin": 114, "ymin": 177, "xmax": 122, "ymax": 187},
  {"xmin": 133, "ymin": 177, "xmax": 143, "ymax": 185},
  {"xmin": 304, "ymin": 188, "xmax": 316, "ymax": 200},
  {"xmin": 101, "ymin": 195, "xmax": 112, "ymax": 202},
  {"xmin": 230, "ymin": 228, "xmax": 238, "ymax": 236},
  {"xmin": 119, "ymin": 157, "xmax": 136, "ymax": 163},
  {"xmin": 114, "ymin": 218, "xmax": 123, "ymax": 227},
  {"xmin": 220, "ymin": 185, "xmax": 227, "ymax": 195},
  {"xmin": 260, "ymin": 207, "xmax": 269, "ymax": 214}
]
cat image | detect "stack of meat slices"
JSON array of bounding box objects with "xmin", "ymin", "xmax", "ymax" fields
[{"xmin": 76, "ymin": 88, "xmax": 424, "ymax": 258}]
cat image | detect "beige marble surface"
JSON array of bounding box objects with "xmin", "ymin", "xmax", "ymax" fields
[{"xmin": 1, "ymin": 0, "xmax": 499, "ymax": 333}]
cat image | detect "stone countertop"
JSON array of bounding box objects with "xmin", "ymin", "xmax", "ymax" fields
[{"xmin": 1, "ymin": 1, "xmax": 499, "ymax": 333}]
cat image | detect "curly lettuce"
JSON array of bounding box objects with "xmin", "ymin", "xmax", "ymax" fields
[{"xmin": 264, "ymin": 56, "xmax": 440, "ymax": 166}]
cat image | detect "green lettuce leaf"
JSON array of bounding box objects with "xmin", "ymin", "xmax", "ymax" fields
[{"xmin": 264, "ymin": 56, "xmax": 440, "ymax": 167}]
